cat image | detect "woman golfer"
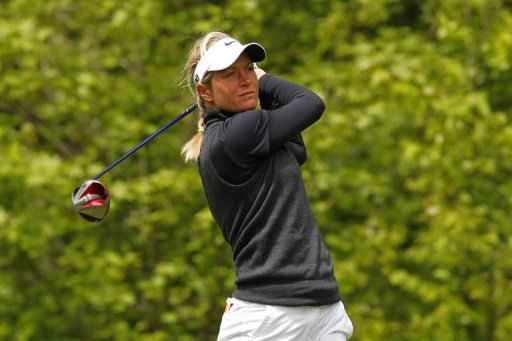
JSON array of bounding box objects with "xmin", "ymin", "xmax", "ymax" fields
[{"xmin": 182, "ymin": 31, "xmax": 353, "ymax": 340}]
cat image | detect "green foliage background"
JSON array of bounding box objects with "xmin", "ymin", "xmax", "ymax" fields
[{"xmin": 1, "ymin": 0, "xmax": 511, "ymax": 340}]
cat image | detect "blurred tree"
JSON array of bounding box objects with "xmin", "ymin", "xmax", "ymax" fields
[{"xmin": 1, "ymin": 0, "xmax": 511, "ymax": 340}]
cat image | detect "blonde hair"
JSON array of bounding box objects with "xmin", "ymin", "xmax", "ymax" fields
[{"xmin": 181, "ymin": 30, "xmax": 231, "ymax": 162}]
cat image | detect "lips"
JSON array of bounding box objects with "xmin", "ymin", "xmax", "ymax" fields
[{"xmin": 240, "ymin": 91, "xmax": 256, "ymax": 98}]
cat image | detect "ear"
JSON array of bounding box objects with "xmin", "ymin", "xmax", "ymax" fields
[{"xmin": 196, "ymin": 83, "xmax": 213, "ymax": 103}]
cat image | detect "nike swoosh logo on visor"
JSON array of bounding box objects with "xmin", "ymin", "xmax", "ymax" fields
[{"xmin": 224, "ymin": 40, "xmax": 236, "ymax": 46}]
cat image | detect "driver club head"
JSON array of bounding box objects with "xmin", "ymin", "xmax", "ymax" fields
[{"xmin": 71, "ymin": 180, "xmax": 110, "ymax": 222}]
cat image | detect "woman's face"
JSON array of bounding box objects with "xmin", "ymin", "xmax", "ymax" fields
[{"xmin": 198, "ymin": 53, "xmax": 259, "ymax": 113}]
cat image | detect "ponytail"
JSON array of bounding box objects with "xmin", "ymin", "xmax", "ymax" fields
[{"xmin": 180, "ymin": 30, "xmax": 230, "ymax": 162}]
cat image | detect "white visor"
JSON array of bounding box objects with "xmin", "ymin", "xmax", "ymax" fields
[{"xmin": 194, "ymin": 38, "xmax": 266, "ymax": 84}]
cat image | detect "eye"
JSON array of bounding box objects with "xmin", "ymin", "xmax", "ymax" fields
[{"xmin": 223, "ymin": 70, "xmax": 236, "ymax": 78}]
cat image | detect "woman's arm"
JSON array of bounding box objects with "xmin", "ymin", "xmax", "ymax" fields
[{"xmin": 259, "ymin": 74, "xmax": 324, "ymax": 147}]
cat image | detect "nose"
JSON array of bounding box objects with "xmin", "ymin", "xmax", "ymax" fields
[{"xmin": 238, "ymin": 70, "xmax": 250, "ymax": 86}]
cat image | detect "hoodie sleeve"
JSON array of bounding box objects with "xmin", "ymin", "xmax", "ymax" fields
[{"xmin": 221, "ymin": 74, "xmax": 323, "ymax": 168}]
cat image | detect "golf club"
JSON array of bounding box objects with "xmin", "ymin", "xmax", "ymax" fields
[{"xmin": 71, "ymin": 103, "xmax": 198, "ymax": 222}]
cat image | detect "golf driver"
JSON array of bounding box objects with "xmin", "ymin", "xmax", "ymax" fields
[
  {"xmin": 71, "ymin": 179, "xmax": 110, "ymax": 222},
  {"xmin": 71, "ymin": 103, "xmax": 198, "ymax": 222}
]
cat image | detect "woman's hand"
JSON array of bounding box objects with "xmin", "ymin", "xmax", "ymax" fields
[{"xmin": 255, "ymin": 66, "xmax": 266, "ymax": 80}]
